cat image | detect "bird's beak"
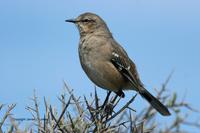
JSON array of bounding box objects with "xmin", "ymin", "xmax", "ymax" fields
[{"xmin": 65, "ymin": 19, "xmax": 77, "ymax": 23}]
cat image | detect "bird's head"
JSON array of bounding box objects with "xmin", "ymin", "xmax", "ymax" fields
[{"xmin": 65, "ymin": 12, "xmax": 111, "ymax": 36}]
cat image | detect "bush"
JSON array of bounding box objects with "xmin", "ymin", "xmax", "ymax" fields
[{"xmin": 0, "ymin": 76, "xmax": 199, "ymax": 133}]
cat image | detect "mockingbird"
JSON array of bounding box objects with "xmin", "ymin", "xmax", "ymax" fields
[{"xmin": 65, "ymin": 12, "xmax": 170, "ymax": 116}]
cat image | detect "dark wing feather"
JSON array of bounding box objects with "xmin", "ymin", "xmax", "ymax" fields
[
  {"xmin": 111, "ymin": 52, "xmax": 140, "ymax": 91},
  {"xmin": 110, "ymin": 51, "xmax": 171, "ymax": 116}
]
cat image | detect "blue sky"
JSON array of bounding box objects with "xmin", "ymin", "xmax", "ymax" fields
[{"xmin": 0, "ymin": 0, "xmax": 200, "ymax": 131}]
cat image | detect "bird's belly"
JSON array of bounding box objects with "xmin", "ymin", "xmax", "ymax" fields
[{"xmin": 81, "ymin": 59, "xmax": 131, "ymax": 92}]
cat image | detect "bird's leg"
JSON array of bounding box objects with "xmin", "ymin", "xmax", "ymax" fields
[
  {"xmin": 100, "ymin": 91, "xmax": 117, "ymax": 116},
  {"xmin": 101, "ymin": 91, "xmax": 112, "ymax": 110},
  {"xmin": 103, "ymin": 92, "xmax": 121, "ymax": 115},
  {"xmin": 111, "ymin": 94, "xmax": 119, "ymax": 104},
  {"xmin": 101, "ymin": 90, "xmax": 124, "ymax": 117}
]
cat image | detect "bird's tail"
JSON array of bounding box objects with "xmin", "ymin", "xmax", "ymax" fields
[{"xmin": 139, "ymin": 87, "xmax": 171, "ymax": 116}]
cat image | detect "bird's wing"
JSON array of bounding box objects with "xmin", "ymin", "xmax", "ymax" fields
[
  {"xmin": 110, "ymin": 47, "xmax": 143, "ymax": 91},
  {"xmin": 110, "ymin": 43, "xmax": 171, "ymax": 116}
]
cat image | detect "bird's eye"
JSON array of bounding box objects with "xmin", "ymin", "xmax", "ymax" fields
[
  {"xmin": 82, "ymin": 19, "xmax": 95, "ymax": 23},
  {"xmin": 82, "ymin": 19, "xmax": 90, "ymax": 22}
]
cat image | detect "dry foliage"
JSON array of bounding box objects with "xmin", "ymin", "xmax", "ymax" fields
[{"xmin": 0, "ymin": 76, "xmax": 199, "ymax": 133}]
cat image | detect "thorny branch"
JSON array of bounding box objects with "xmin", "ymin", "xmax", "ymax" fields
[{"xmin": 0, "ymin": 77, "xmax": 200, "ymax": 133}]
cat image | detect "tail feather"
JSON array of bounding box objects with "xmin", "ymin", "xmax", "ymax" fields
[{"xmin": 139, "ymin": 88, "xmax": 171, "ymax": 116}]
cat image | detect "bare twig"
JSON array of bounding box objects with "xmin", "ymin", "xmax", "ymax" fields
[
  {"xmin": 54, "ymin": 96, "xmax": 71, "ymax": 129},
  {"xmin": 0, "ymin": 104, "xmax": 16, "ymax": 128},
  {"xmin": 63, "ymin": 81, "xmax": 83, "ymax": 116}
]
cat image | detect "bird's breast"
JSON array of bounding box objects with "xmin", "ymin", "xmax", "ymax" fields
[{"xmin": 78, "ymin": 41, "xmax": 132, "ymax": 91}]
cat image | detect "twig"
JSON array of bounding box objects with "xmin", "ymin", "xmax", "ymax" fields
[
  {"xmin": 63, "ymin": 81, "xmax": 83, "ymax": 116},
  {"xmin": 32, "ymin": 90, "xmax": 42, "ymax": 133},
  {"xmin": 67, "ymin": 112, "xmax": 75, "ymax": 133},
  {"xmin": 49, "ymin": 106, "xmax": 64, "ymax": 133},
  {"xmin": 0, "ymin": 104, "xmax": 16, "ymax": 128},
  {"xmin": 54, "ymin": 96, "xmax": 71, "ymax": 129}
]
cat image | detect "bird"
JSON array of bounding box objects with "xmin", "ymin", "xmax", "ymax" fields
[{"xmin": 65, "ymin": 12, "xmax": 171, "ymax": 116}]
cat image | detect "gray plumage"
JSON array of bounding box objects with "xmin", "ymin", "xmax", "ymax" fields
[{"xmin": 65, "ymin": 12, "xmax": 171, "ymax": 116}]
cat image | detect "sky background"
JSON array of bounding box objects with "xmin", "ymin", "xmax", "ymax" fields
[{"xmin": 0, "ymin": 0, "xmax": 200, "ymax": 132}]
